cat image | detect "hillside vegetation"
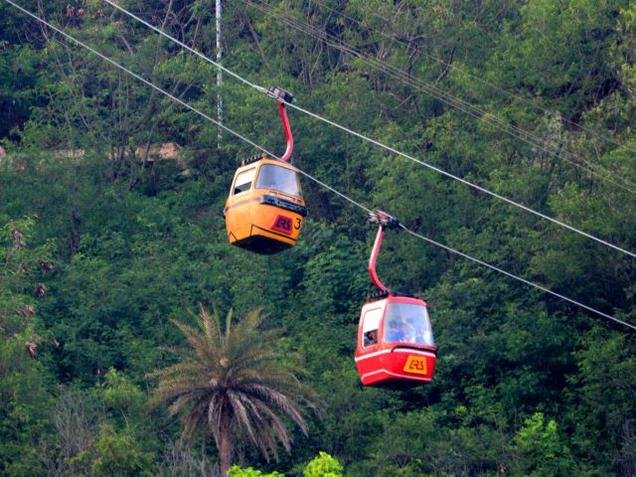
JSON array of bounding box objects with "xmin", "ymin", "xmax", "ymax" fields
[{"xmin": 1, "ymin": 1, "xmax": 635, "ymax": 475}]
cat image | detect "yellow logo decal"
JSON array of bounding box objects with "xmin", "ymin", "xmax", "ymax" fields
[{"xmin": 404, "ymin": 355, "xmax": 428, "ymax": 375}]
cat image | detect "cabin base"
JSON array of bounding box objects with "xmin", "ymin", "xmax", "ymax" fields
[
  {"xmin": 230, "ymin": 234, "xmax": 293, "ymax": 255},
  {"xmin": 359, "ymin": 367, "xmax": 434, "ymax": 388},
  {"xmin": 364, "ymin": 376, "xmax": 431, "ymax": 390}
]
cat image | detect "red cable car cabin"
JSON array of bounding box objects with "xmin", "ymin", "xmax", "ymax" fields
[
  {"xmin": 354, "ymin": 293, "xmax": 436, "ymax": 387},
  {"xmin": 354, "ymin": 210, "xmax": 437, "ymax": 388}
]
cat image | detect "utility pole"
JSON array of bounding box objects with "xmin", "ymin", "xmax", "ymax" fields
[{"xmin": 216, "ymin": 0, "xmax": 223, "ymax": 149}]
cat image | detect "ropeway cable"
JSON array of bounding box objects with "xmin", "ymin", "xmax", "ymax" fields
[
  {"xmin": 400, "ymin": 226, "xmax": 635, "ymax": 331},
  {"xmin": 100, "ymin": 0, "xmax": 636, "ymax": 259},
  {"xmin": 4, "ymin": 0, "xmax": 634, "ymax": 331},
  {"xmin": 101, "ymin": 0, "xmax": 268, "ymax": 96},
  {"xmin": 245, "ymin": 0, "xmax": 635, "ymax": 192},
  {"xmin": 308, "ymin": 0, "xmax": 635, "ymax": 155},
  {"xmin": 286, "ymin": 100, "xmax": 636, "ymax": 259},
  {"xmin": 3, "ymin": 0, "xmax": 368, "ymax": 215}
]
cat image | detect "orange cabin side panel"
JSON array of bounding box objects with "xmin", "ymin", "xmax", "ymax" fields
[
  {"xmin": 224, "ymin": 159, "xmax": 306, "ymax": 252},
  {"xmin": 225, "ymin": 190, "xmax": 304, "ymax": 246}
]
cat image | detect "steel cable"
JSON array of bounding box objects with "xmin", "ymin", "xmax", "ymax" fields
[{"xmin": 3, "ymin": 0, "xmax": 634, "ymax": 330}]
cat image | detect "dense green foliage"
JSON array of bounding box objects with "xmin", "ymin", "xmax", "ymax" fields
[{"xmin": 1, "ymin": 0, "xmax": 634, "ymax": 475}]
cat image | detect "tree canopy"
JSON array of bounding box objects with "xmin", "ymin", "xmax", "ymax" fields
[{"xmin": 0, "ymin": 0, "xmax": 634, "ymax": 475}]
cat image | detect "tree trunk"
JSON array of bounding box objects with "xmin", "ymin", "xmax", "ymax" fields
[
  {"xmin": 69, "ymin": 204, "xmax": 81, "ymax": 256},
  {"xmin": 218, "ymin": 428, "xmax": 232, "ymax": 477}
]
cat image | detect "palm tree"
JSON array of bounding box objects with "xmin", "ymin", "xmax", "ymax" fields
[{"xmin": 150, "ymin": 306, "xmax": 317, "ymax": 476}]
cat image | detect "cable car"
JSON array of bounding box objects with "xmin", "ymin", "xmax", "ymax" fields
[
  {"xmin": 224, "ymin": 87, "xmax": 307, "ymax": 254},
  {"xmin": 354, "ymin": 211, "xmax": 437, "ymax": 388}
]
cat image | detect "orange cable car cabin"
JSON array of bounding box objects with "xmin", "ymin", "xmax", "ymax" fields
[
  {"xmin": 354, "ymin": 211, "xmax": 437, "ymax": 388},
  {"xmin": 224, "ymin": 155, "xmax": 306, "ymax": 254},
  {"xmin": 223, "ymin": 87, "xmax": 307, "ymax": 254}
]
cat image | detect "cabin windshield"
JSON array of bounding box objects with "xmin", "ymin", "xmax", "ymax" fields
[
  {"xmin": 255, "ymin": 164, "xmax": 302, "ymax": 196},
  {"xmin": 383, "ymin": 302, "xmax": 434, "ymax": 346}
]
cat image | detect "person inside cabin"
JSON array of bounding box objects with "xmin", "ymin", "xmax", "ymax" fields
[
  {"xmin": 385, "ymin": 318, "xmax": 406, "ymax": 342},
  {"xmin": 364, "ymin": 329, "xmax": 378, "ymax": 346},
  {"xmin": 410, "ymin": 315, "xmax": 433, "ymax": 345},
  {"xmin": 404, "ymin": 317, "xmax": 417, "ymax": 343}
]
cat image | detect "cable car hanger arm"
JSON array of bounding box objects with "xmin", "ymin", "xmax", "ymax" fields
[
  {"xmin": 368, "ymin": 210, "xmax": 400, "ymax": 293},
  {"xmin": 267, "ymin": 86, "xmax": 294, "ymax": 163}
]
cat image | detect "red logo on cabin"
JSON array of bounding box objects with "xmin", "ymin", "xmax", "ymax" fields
[{"xmin": 272, "ymin": 215, "xmax": 293, "ymax": 235}]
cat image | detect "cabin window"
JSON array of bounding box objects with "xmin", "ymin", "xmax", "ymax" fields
[
  {"xmin": 255, "ymin": 164, "xmax": 302, "ymax": 196},
  {"xmin": 362, "ymin": 307, "xmax": 382, "ymax": 347},
  {"xmin": 384, "ymin": 303, "xmax": 434, "ymax": 345},
  {"xmin": 233, "ymin": 168, "xmax": 256, "ymax": 195}
]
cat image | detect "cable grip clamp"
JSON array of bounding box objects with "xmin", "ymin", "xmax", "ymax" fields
[
  {"xmin": 369, "ymin": 210, "xmax": 400, "ymax": 229},
  {"xmin": 267, "ymin": 86, "xmax": 294, "ymax": 104}
]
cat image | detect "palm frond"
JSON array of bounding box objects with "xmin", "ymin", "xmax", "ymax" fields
[{"xmin": 150, "ymin": 306, "xmax": 318, "ymax": 466}]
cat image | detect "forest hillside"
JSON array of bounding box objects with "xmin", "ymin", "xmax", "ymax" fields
[{"xmin": 1, "ymin": 1, "xmax": 635, "ymax": 475}]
